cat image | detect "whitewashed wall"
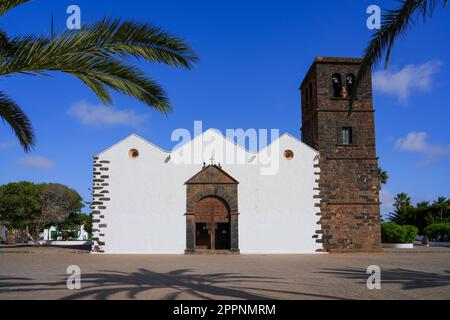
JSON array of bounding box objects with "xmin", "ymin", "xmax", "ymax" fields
[{"xmin": 93, "ymin": 130, "xmax": 322, "ymax": 254}]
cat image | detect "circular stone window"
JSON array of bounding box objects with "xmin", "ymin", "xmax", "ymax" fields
[
  {"xmin": 128, "ymin": 149, "xmax": 139, "ymax": 159},
  {"xmin": 283, "ymin": 149, "xmax": 294, "ymax": 160}
]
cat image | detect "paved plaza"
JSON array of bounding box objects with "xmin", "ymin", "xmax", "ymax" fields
[{"xmin": 0, "ymin": 246, "xmax": 449, "ymax": 300}]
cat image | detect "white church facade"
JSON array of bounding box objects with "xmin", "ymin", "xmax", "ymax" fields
[{"xmin": 91, "ymin": 129, "xmax": 322, "ymax": 254}]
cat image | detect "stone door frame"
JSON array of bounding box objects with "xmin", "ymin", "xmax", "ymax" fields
[{"xmin": 184, "ymin": 165, "xmax": 239, "ymax": 254}]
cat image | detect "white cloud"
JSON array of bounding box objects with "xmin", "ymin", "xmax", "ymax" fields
[
  {"xmin": 395, "ymin": 131, "xmax": 450, "ymax": 165},
  {"xmin": 67, "ymin": 101, "xmax": 148, "ymax": 127},
  {"xmin": 395, "ymin": 131, "xmax": 428, "ymax": 151},
  {"xmin": 373, "ymin": 60, "xmax": 442, "ymax": 102},
  {"xmin": 0, "ymin": 140, "xmax": 15, "ymax": 151},
  {"xmin": 17, "ymin": 156, "xmax": 54, "ymax": 170}
]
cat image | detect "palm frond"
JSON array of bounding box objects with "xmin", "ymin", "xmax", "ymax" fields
[
  {"xmin": 0, "ymin": 17, "xmax": 199, "ymax": 112},
  {"xmin": 349, "ymin": 0, "xmax": 447, "ymax": 113},
  {"xmin": 0, "ymin": 0, "xmax": 32, "ymax": 16},
  {"xmin": 0, "ymin": 28, "xmax": 10, "ymax": 58},
  {"xmin": 76, "ymin": 75, "xmax": 112, "ymax": 105},
  {"xmin": 51, "ymin": 18, "xmax": 199, "ymax": 69},
  {"xmin": 0, "ymin": 12, "xmax": 198, "ymax": 149},
  {"xmin": 0, "ymin": 36, "xmax": 173, "ymax": 112},
  {"xmin": 0, "ymin": 91, "xmax": 34, "ymax": 151},
  {"xmin": 64, "ymin": 57, "xmax": 172, "ymax": 113}
]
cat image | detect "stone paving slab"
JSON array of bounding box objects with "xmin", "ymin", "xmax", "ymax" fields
[{"xmin": 0, "ymin": 248, "xmax": 449, "ymax": 300}]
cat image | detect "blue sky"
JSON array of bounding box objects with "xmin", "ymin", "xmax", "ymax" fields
[{"xmin": 0, "ymin": 0, "xmax": 449, "ymax": 215}]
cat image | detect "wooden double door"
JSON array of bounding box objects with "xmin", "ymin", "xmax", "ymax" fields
[{"xmin": 195, "ymin": 196, "xmax": 230, "ymax": 251}]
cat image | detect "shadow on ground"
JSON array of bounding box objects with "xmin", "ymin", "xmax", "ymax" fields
[
  {"xmin": 318, "ymin": 267, "xmax": 450, "ymax": 290},
  {"xmin": 0, "ymin": 268, "xmax": 346, "ymax": 300}
]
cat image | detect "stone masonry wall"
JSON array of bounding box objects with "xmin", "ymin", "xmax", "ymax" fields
[{"xmin": 91, "ymin": 157, "xmax": 111, "ymax": 253}]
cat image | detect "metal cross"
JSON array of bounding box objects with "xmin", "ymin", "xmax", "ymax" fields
[{"xmin": 209, "ymin": 155, "xmax": 215, "ymax": 165}]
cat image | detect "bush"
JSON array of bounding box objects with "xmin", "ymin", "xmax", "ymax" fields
[
  {"xmin": 423, "ymin": 223, "xmax": 450, "ymax": 242},
  {"xmin": 381, "ymin": 222, "xmax": 418, "ymax": 243}
]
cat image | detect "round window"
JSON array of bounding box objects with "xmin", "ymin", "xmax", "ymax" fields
[
  {"xmin": 128, "ymin": 149, "xmax": 139, "ymax": 159},
  {"xmin": 284, "ymin": 150, "xmax": 294, "ymax": 160}
]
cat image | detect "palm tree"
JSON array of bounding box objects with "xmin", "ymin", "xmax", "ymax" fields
[
  {"xmin": 350, "ymin": 0, "xmax": 448, "ymax": 112},
  {"xmin": 0, "ymin": 0, "xmax": 198, "ymax": 151},
  {"xmin": 432, "ymin": 196, "xmax": 448, "ymax": 223},
  {"xmin": 388, "ymin": 192, "xmax": 414, "ymax": 224},
  {"xmin": 378, "ymin": 167, "xmax": 389, "ymax": 185}
]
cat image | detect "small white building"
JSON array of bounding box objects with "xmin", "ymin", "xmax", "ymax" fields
[
  {"xmin": 42, "ymin": 225, "xmax": 90, "ymax": 241},
  {"xmin": 91, "ymin": 129, "xmax": 322, "ymax": 254}
]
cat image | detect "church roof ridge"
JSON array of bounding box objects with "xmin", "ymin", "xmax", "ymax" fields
[
  {"xmin": 95, "ymin": 133, "xmax": 171, "ymax": 157},
  {"xmin": 206, "ymin": 128, "xmax": 256, "ymax": 154},
  {"xmin": 279, "ymin": 132, "xmax": 319, "ymax": 154},
  {"xmin": 96, "ymin": 130, "xmax": 318, "ymax": 158},
  {"xmin": 256, "ymin": 132, "xmax": 319, "ymax": 155}
]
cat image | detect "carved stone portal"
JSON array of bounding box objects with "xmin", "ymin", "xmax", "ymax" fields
[{"xmin": 184, "ymin": 165, "xmax": 239, "ymax": 254}]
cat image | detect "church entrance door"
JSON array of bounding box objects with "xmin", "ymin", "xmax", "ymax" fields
[
  {"xmin": 215, "ymin": 223, "xmax": 230, "ymax": 250},
  {"xmin": 194, "ymin": 196, "xmax": 230, "ymax": 251},
  {"xmin": 195, "ymin": 223, "xmax": 210, "ymax": 249}
]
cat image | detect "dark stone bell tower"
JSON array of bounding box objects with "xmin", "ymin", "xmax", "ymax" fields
[{"xmin": 300, "ymin": 57, "xmax": 381, "ymax": 252}]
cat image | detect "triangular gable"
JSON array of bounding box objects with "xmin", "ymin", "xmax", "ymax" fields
[
  {"xmin": 185, "ymin": 165, "xmax": 239, "ymax": 185},
  {"xmin": 95, "ymin": 134, "xmax": 170, "ymax": 157}
]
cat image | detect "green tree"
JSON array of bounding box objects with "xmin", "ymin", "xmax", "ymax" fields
[
  {"xmin": 82, "ymin": 213, "xmax": 93, "ymax": 235},
  {"xmin": 432, "ymin": 196, "xmax": 450, "ymax": 223},
  {"xmin": 0, "ymin": 0, "xmax": 198, "ymax": 151},
  {"xmin": 31, "ymin": 183, "xmax": 83, "ymax": 243},
  {"xmin": 0, "ymin": 181, "xmax": 83, "ymax": 244},
  {"xmin": 424, "ymin": 223, "xmax": 450, "ymax": 241},
  {"xmin": 350, "ymin": 0, "xmax": 448, "ymax": 111},
  {"xmin": 388, "ymin": 192, "xmax": 414, "ymax": 225},
  {"xmin": 387, "ymin": 195, "xmax": 450, "ymax": 234},
  {"xmin": 0, "ymin": 182, "xmax": 42, "ymax": 243},
  {"xmin": 413, "ymin": 201, "xmax": 435, "ymax": 234}
]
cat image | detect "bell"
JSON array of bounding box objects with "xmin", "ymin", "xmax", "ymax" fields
[
  {"xmin": 341, "ymin": 86, "xmax": 348, "ymax": 98},
  {"xmin": 346, "ymin": 76, "xmax": 353, "ymax": 84}
]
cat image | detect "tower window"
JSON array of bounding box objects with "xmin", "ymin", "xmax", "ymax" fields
[
  {"xmin": 341, "ymin": 127, "xmax": 353, "ymax": 145},
  {"xmin": 331, "ymin": 73, "xmax": 342, "ymax": 98},
  {"xmin": 346, "ymin": 74, "xmax": 356, "ymax": 96}
]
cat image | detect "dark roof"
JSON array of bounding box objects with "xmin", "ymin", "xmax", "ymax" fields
[
  {"xmin": 314, "ymin": 56, "xmax": 362, "ymax": 64},
  {"xmin": 185, "ymin": 165, "xmax": 239, "ymax": 185}
]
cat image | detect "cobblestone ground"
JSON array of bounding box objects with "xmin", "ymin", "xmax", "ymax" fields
[{"xmin": 0, "ymin": 246, "xmax": 449, "ymax": 300}]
